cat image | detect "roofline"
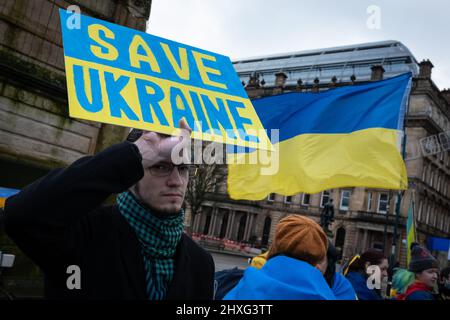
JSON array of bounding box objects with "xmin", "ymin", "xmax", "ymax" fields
[{"xmin": 232, "ymin": 40, "xmax": 419, "ymax": 65}]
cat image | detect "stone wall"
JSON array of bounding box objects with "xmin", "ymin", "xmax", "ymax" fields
[{"xmin": 0, "ymin": 0, "xmax": 152, "ymax": 298}]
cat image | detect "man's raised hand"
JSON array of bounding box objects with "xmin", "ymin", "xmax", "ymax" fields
[{"xmin": 133, "ymin": 119, "xmax": 192, "ymax": 169}]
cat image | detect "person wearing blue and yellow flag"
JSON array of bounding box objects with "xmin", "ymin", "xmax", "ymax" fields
[
  {"xmin": 224, "ymin": 215, "xmax": 336, "ymax": 300},
  {"xmin": 216, "ymin": 239, "xmax": 356, "ymax": 300}
]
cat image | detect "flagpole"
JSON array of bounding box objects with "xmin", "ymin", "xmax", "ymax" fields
[
  {"xmin": 412, "ymin": 189, "xmax": 417, "ymax": 242},
  {"xmin": 390, "ymin": 75, "xmax": 413, "ymax": 268}
]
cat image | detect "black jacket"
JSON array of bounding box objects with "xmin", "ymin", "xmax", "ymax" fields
[{"xmin": 2, "ymin": 142, "xmax": 214, "ymax": 299}]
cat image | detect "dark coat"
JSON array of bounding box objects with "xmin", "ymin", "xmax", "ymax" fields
[{"xmin": 2, "ymin": 142, "xmax": 214, "ymax": 299}]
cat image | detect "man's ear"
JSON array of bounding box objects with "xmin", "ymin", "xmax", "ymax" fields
[
  {"xmin": 315, "ymin": 257, "xmax": 328, "ymax": 275},
  {"xmin": 129, "ymin": 184, "xmax": 140, "ymax": 199}
]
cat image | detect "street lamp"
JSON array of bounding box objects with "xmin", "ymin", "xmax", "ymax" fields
[{"xmin": 383, "ymin": 196, "xmax": 390, "ymax": 253}]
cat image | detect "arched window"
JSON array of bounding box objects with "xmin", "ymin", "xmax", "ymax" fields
[
  {"xmin": 418, "ymin": 200, "xmax": 423, "ymax": 222},
  {"xmin": 237, "ymin": 214, "xmax": 248, "ymax": 241},
  {"xmin": 219, "ymin": 211, "xmax": 229, "ymax": 238},
  {"xmin": 202, "ymin": 207, "xmax": 212, "ymax": 235}
]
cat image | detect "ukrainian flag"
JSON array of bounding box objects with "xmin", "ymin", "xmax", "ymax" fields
[
  {"xmin": 227, "ymin": 73, "xmax": 412, "ymax": 200},
  {"xmin": 0, "ymin": 187, "xmax": 20, "ymax": 208},
  {"xmin": 406, "ymin": 197, "xmax": 416, "ymax": 265}
]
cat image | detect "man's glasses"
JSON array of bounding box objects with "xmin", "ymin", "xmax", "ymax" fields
[{"xmin": 148, "ymin": 163, "xmax": 193, "ymax": 177}]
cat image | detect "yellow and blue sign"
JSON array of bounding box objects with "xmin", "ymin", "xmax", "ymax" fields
[{"xmin": 59, "ymin": 10, "xmax": 271, "ymax": 149}]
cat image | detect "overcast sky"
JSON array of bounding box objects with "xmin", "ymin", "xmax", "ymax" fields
[{"xmin": 148, "ymin": 0, "xmax": 450, "ymax": 90}]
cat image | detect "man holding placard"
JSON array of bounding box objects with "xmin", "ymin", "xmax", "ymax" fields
[
  {"xmin": 2, "ymin": 120, "xmax": 215, "ymax": 299},
  {"xmin": 0, "ymin": 7, "xmax": 275, "ymax": 300}
]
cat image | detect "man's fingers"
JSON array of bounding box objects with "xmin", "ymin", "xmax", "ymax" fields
[
  {"xmin": 178, "ymin": 118, "xmax": 192, "ymax": 135},
  {"xmin": 141, "ymin": 131, "xmax": 160, "ymax": 143}
]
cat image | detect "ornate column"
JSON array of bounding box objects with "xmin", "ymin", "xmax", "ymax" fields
[
  {"xmin": 242, "ymin": 213, "xmax": 250, "ymax": 241},
  {"xmin": 226, "ymin": 211, "xmax": 236, "ymax": 239},
  {"xmin": 245, "ymin": 214, "xmax": 256, "ymax": 241},
  {"xmin": 224, "ymin": 210, "xmax": 233, "ymax": 239}
]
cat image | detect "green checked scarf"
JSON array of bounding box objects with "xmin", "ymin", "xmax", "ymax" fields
[{"xmin": 117, "ymin": 191, "xmax": 184, "ymax": 300}]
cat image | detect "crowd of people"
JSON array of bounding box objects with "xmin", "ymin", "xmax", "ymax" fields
[
  {"xmin": 215, "ymin": 223, "xmax": 449, "ymax": 300},
  {"xmin": 1, "ymin": 121, "xmax": 448, "ymax": 300}
]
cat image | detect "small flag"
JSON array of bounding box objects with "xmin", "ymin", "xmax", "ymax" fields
[
  {"xmin": 0, "ymin": 187, "xmax": 20, "ymax": 208},
  {"xmin": 406, "ymin": 196, "xmax": 417, "ymax": 266}
]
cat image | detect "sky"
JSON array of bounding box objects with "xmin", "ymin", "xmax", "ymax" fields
[{"xmin": 147, "ymin": 0, "xmax": 450, "ymax": 90}]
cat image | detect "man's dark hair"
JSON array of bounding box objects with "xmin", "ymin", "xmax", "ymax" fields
[
  {"xmin": 441, "ymin": 267, "xmax": 450, "ymax": 281},
  {"xmin": 347, "ymin": 249, "xmax": 386, "ymax": 274}
]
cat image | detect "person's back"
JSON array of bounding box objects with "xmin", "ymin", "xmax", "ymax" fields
[
  {"xmin": 2, "ymin": 122, "xmax": 215, "ymax": 299},
  {"xmin": 332, "ymin": 272, "xmax": 357, "ymax": 300},
  {"xmin": 224, "ymin": 215, "xmax": 334, "ymax": 300},
  {"xmin": 224, "ymin": 255, "xmax": 335, "ymax": 300},
  {"xmin": 214, "ymin": 267, "xmax": 245, "ymax": 300},
  {"xmin": 345, "ymin": 271, "xmax": 382, "ymax": 300}
]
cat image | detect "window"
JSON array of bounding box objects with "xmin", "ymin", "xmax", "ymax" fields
[
  {"xmin": 213, "ymin": 178, "xmax": 219, "ymax": 193},
  {"xmin": 422, "ymin": 203, "xmax": 427, "ymax": 223},
  {"xmin": 418, "ymin": 201, "xmax": 423, "ymax": 222},
  {"xmin": 433, "ymin": 209, "xmax": 438, "ymax": 228},
  {"xmin": 429, "ymin": 168, "xmax": 434, "ymax": 187},
  {"xmin": 446, "ymin": 178, "xmax": 450, "ymax": 197},
  {"xmin": 302, "ymin": 193, "xmax": 311, "ymax": 205},
  {"xmin": 447, "ymin": 178, "xmax": 450, "ymax": 197},
  {"xmin": 377, "ymin": 193, "xmax": 389, "ymax": 214},
  {"xmin": 268, "ymin": 193, "xmax": 275, "ymax": 202},
  {"xmin": 340, "ymin": 190, "xmax": 351, "ymax": 210},
  {"xmin": 426, "ymin": 204, "xmax": 431, "ymax": 224},
  {"xmin": 372, "ymin": 242, "xmax": 384, "ymax": 251},
  {"xmin": 320, "ymin": 191, "xmax": 331, "ymax": 208},
  {"xmin": 434, "ymin": 171, "xmax": 439, "ymax": 189},
  {"xmin": 367, "ymin": 192, "xmax": 373, "ymax": 211},
  {"xmin": 284, "ymin": 196, "xmax": 292, "ymax": 204},
  {"xmin": 422, "ymin": 164, "xmax": 427, "ymax": 181}
]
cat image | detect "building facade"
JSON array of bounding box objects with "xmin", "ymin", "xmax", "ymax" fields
[
  {"xmin": 0, "ymin": 0, "xmax": 152, "ymax": 298},
  {"xmin": 187, "ymin": 41, "xmax": 450, "ymax": 268}
]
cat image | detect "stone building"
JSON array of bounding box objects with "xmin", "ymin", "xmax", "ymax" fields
[
  {"xmin": 188, "ymin": 41, "xmax": 450, "ymax": 268},
  {"xmin": 0, "ymin": 0, "xmax": 152, "ymax": 298}
]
